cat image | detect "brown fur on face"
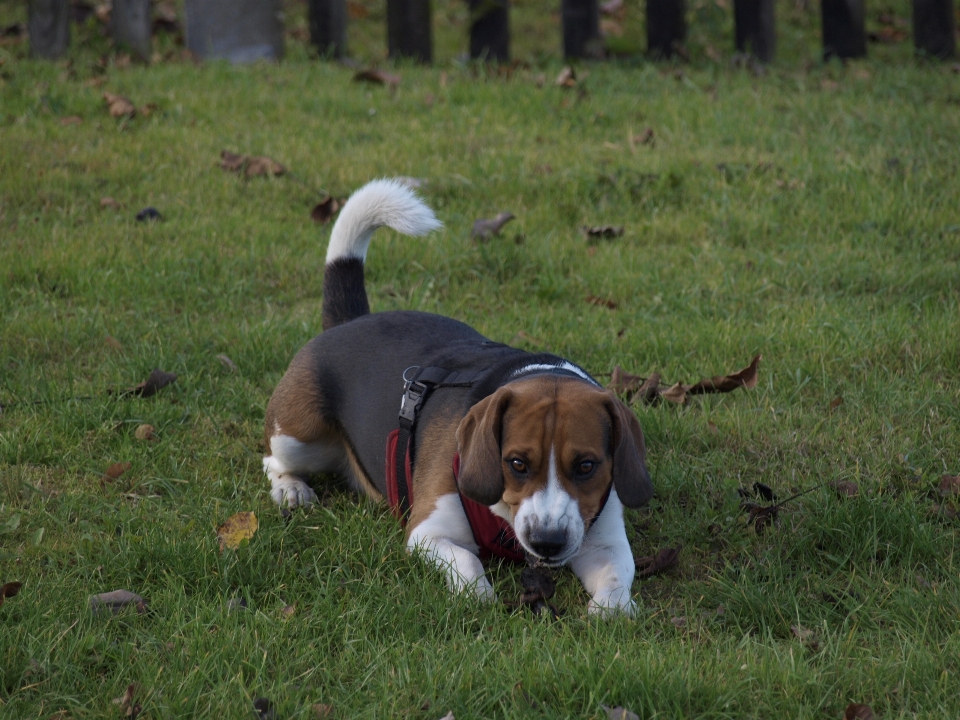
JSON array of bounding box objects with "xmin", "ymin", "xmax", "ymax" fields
[{"xmin": 456, "ymin": 377, "xmax": 653, "ymax": 515}]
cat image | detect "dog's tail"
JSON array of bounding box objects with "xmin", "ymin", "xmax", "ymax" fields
[{"xmin": 322, "ymin": 179, "xmax": 442, "ymax": 331}]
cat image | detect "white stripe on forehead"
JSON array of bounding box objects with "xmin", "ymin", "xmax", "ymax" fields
[{"xmin": 510, "ymin": 362, "xmax": 600, "ymax": 387}]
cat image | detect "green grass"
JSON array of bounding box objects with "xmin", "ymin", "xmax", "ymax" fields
[{"xmin": 2, "ymin": 2, "xmax": 960, "ymax": 717}]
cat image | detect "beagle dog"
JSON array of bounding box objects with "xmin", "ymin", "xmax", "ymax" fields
[{"xmin": 263, "ymin": 179, "xmax": 653, "ymax": 615}]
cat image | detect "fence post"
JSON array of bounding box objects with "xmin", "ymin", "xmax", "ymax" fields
[
  {"xmin": 112, "ymin": 0, "xmax": 152, "ymax": 62},
  {"xmin": 185, "ymin": 0, "xmax": 285, "ymax": 62},
  {"xmin": 647, "ymin": 0, "xmax": 686, "ymax": 59},
  {"xmin": 561, "ymin": 0, "xmax": 601, "ymax": 58},
  {"xmin": 309, "ymin": 0, "xmax": 347, "ymax": 58},
  {"xmin": 733, "ymin": 0, "xmax": 775, "ymax": 62},
  {"xmin": 28, "ymin": 0, "xmax": 70, "ymax": 59},
  {"xmin": 469, "ymin": 0, "xmax": 510, "ymax": 61},
  {"xmin": 387, "ymin": 0, "xmax": 433, "ymax": 63},
  {"xmin": 913, "ymin": 0, "xmax": 956, "ymax": 58},
  {"xmin": 821, "ymin": 0, "xmax": 866, "ymax": 59}
]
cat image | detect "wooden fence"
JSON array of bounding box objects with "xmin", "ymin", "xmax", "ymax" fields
[{"xmin": 27, "ymin": 0, "xmax": 957, "ymax": 64}]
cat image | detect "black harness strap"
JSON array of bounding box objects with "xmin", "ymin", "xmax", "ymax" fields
[{"xmin": 394, "ymin": 366, "xmax": 482, "ymax": 519}]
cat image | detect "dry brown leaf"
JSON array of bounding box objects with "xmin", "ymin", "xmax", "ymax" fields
[
  {"xmin": 104, "ymin": 334, "xmax": 123, "ymax": 349},
  {"xmin": 687, "ymin": 354, "xmax": 761, "ymax": 395},
  {"xmin": 134, "ymin": 424, "xmax": 156, "ymax": 441},
  {"xmin": 103, "ymin": 461, "xmax": 131, "ymax": 482},
  {"xmin": 930, "ymin": 503, "xmax": 958, "ymax": 520},
  {"xmin": 580, "ymin": 225, "xmax": 624, "ymax": 241},
  {"xmin": 844, "ymin": 704, "xmax": 875, "ymax": 720},
  {"xmin": 122, "ymin": 368, "xmax": 178, "ymax": 398},
  {"xmin": 312, "ymin": 705, "xmax": 334, "ymax": 719},
  {"xmin": 670, "ymin": 616, "xmax": 687, "ymax": 628},
  {"xmin": 633, "ymin": 128, "xmax": 654, "ymax": 145},
  {"xmin": 608, "ymin": 365, "xmax": 647, "ymax": 395},
  {"xmin": 472, "ymin": 212, "xmax": 515, "ymax": 240},
  {"xmin": 90, "ymin": 589, "xmax": 147, "ymax": 615},
  {"xmin": 217, "ymin": 511, "xmax": 259, "ymax": 551},
  {"xmin": 112, "ymin": 683, "xmax": 142, "ymax": 718},
  {"xmin": 245, "ymin": 156, "xmax": 286, "ymax": 178},
  {"xmin": 632, "ymin": 373, "xmax": 662, "ymax": 404},
  {"xmin": 829, "ymin": 396, "xmax": 843, "ymax": 410},
  {"xmin": 555, "ymin": 66, "xmax": 576, "ymax": 88},
  {"xmin": 280, "ymin": 604, "xmax": 296, "ymax": 618},
  {"xmin": 100, "ymin": 196, "xmax": 121, "ymax": 211},
  {"xmin": 659, "ymin": 381, "xmax": 688, "ymax": 404},
  {"xmin": 829, "ymin": 480, "xmax": 859, "ymax": 498},
  {"xmin": 220, "ymin": 150, "xmax": 247, "ymax": 172},
  {"xmin": 102, "ymin": 92, "xmax": 136, "ymax": 117},
  {"xmin": 138, "ymin": 103, "xmax": 158, "ymax": 117},
  {"xmin": 635, "ymin": 546, "xmax": 681, "ymax": 578},
  {"xmin": 585, "ymin": 295, "xmax": 618, "ymax": 310},
  {"xmin": 311, "ymin": 196, "xmax": 343, "ymax": 224},
  {"xmin": 216, "ymin": 354, "xmax": 238, "ymax": 372},
  {"xmin": 59, "ymin": 115, "xmax": 83, "ymax": 126},
  {"xmin": 939, "ymin": 474, "xmax": 960, "ymax": 497},
  {"xmin": 353, "ymin": 68, "xmax": 401, "ymax": 87},
  {"xmin": 0, "ymin": 581, "xmax": 23, "ymax": 608},
  {"xmin": 602, "ymin": 705, "xmax": 639, "ymax": 720}
]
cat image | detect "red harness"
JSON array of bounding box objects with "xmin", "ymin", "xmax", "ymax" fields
[{"xmin": 385, "ymin": 429, "xmax": 526, "ymax": 563}]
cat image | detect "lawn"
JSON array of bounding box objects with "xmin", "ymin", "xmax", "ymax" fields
[{"xmin": 2, "ymin": 0, "xmax": 959, "ymax": 717}]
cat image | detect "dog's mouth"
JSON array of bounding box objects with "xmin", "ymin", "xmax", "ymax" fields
[{"xmin": 519, "ymin": 540, "xmax": 582, "ymax": 567}]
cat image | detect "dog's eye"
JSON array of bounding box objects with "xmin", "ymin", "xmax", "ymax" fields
[
  {"xmin": 576, "ymin": 460, "xmax": 595, "ymax": 476},
  {"xmin": 510, "ymin": 459, "xmax": 528, "ymax": 474}
]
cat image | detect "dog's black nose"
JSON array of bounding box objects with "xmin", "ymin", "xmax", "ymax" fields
[{"xmin": 529, "ymin": 529, "xmax": 567, "ymax": 559}]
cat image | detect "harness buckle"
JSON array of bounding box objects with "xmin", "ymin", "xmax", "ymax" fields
[{"xmin": 399, "ymin": 366, "xmax": 427, "ymax": 425}]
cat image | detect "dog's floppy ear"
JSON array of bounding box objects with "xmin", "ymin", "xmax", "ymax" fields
[
  {"xmin": 604, "ymin": 393, "xmax": 654, "ymax": 508},
  {"xmin": 456, "ymin": 387, "xmax": 512, "ymax": 506}
]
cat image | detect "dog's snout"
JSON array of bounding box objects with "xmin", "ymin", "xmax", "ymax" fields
[{"xmin": 529, "ymin": 528, "xmax": 567, "ymax": 559}]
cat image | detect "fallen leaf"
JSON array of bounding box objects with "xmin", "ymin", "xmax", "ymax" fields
[
  {"xmin": 280, "ymin": 604, "xmax": 296, "ymax": 618},
  {"xmin": 353, "ymin": 68, "xmax": 401, "ymax": 87},
  {"xmin": 244, "ymin": 156, "xmax": 285, "ymax": 178},
  {"xmin": 632, "ymin": 127, "xmax": 654, "ymax": 145},
  {"xmin": 0, "ymin": 581, "xmax": 23, "ymax": 608},
  {"xmin": 635, "ymin": 546, "xmax": 681, "ymax": 577},
  {"xmin": 311, "ymin": 196, "xmax": 342, "ymax": 223},
  {"xmin": 844, "ymin": 704, "xmax": 875, "ymax": 720},
  {"xmin": 219, "ymin": 150, "xmax": 285, "ymax": 177},
  {"xmin": 102, "ymin": 92, "xmax": 136, "ymax": 117},
  {"xmin": 253, "ymin": 697, "xmax": 276, "ymax": 720},
  {"xmin": 312, "ymin": 705, "xmax": 334, "ymax": 719},
  {"xmin": 123, "ymin": 368, "xmax": 178, "ymax": 397},
  {"xmin": 135, "ymin": 207, "xmax": 162, "ymax": 222},
  {"xmin": 939, "ymin": 474, "xmax": 960, "ymax": 497},
  {"xmin": 90, "ymin": 589, "xmax": 147, "ymax": 615},
  {"xmin": 104, "ymin": 334, "xmax": 123, "ymax": 350},
  {"xmin": 138, "ymin": 103, "xmax": 159, "ymax": 117},
  {"xmin": 608, "ymin": 366, "xmax": 647, "ymax": 395},
  {"xmin": 519, "ymin": 566, "xmax": 559, "ymax": 618},
  {"xmin": 580, "ymin": 225, "xmax": 624, "ymax": 241},
  {"xmin": 670, "ymin": 616, "xmax": 687, "ymax": 628},
  {"xmin": 112, "ymin": 683, "xmax": 141, "ymax": 718},
  {"xmin": 602, "ymin": 705, "xmax": 639, "ymax": 720},
  {"xmin": 100, "ymin": 197, "xmax": 121, "ymax": 210},
  {"xmin": 103, "ymin": 461, "xmax": 131, "ymax": 482},
  {"xmin": 134, "ymin": 424, "xmax": 156, "ymax": 441},
  {"xmin": 555, "ymin": 66, "xmax": 576, "ymax": 87},
  {"xmin": 631, "ymin": 374, "xmax": 661, "ymax": 404},
  {"xmin": 829, "ymin": 396, "xmax": 843, "ymax": 410},
  {"xmin": 216, "ymin": 354, "xmax": 238, "ymax": 372},
  {"xmin": 829, "ymin": 480, "xmax": 859, "ymax": 498},
  {"xmin": 753, "ymin": 482, "xmax": 775, "ymax": 502},
  {"xmin": 472, "ymin": 212, "xmax": 515, "ymax": 240},
  {"xmin": 791, "ymin": 624, "xmax": 814, "ymax": 642},
  {"xmin": 217, "ymin": 511, "xmax": 258, "ymax": 551},
  {"xmin": 585, "ymin": 295, "xmax": 618, "ymax": 310},
  {"xmin": 930, "ymin": 503, "xmax": 958, "ymax": 520},
  {"xmin": 59, "ymin": 115, "xmax": 83, "ymax": 126},
  {"xmin": 659, "ymin": 381, "xmax": 687, "ymax": 404},
  {"xmin": 219, "ymin": 150, "xmax": 246, "ymax": 172},
  {"xmin": 687, "ymin": 354, "xmax": 761, "ymax": 395}
]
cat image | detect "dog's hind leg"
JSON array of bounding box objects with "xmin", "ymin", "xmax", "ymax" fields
[{"xmin": 263, "ymin": 433, "xmax": 345, "ymax": 508}]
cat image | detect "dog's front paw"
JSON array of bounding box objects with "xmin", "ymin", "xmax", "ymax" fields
[
  {"xmin": 587, "ymin": 589, "xmax": 637, "ymax": 618},
  {"xmin": 270, "ymin": 476, "xmax": 318, "ymax": 508}
]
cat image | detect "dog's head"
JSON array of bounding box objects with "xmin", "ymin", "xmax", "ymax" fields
[{"xmin": 455, "ymin": 376, "xmax": 653, "ymax": 565}]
